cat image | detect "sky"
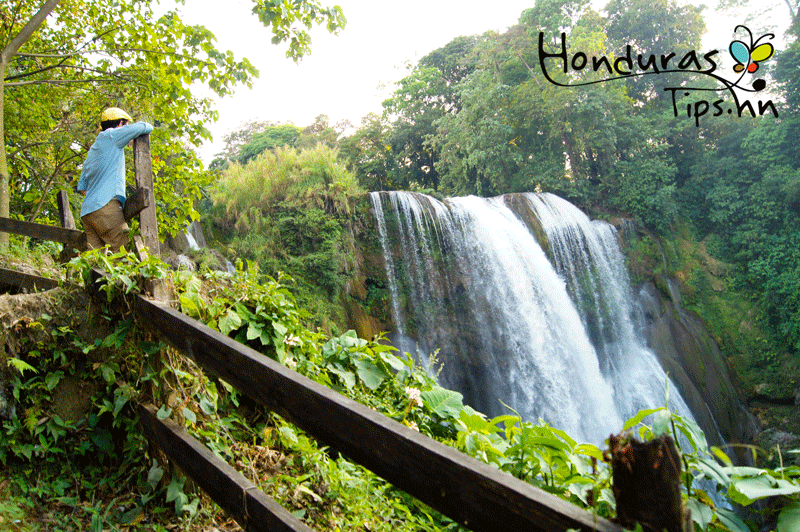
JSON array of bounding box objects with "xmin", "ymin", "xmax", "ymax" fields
[
  {"xmin": 176, "ymin": 0, "xmax": 783, "ymax": 164},
  {"xmin": 177, "ymin": 0, "xmax": 543, "ymax": 162}
]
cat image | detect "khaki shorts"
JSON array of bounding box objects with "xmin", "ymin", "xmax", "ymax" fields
[{"xmin": 81, "ymin": 199, "xmax": 130, "ymax": 251}]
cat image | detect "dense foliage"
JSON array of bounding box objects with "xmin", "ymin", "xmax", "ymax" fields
[
  {"xmin": 206, "ymin": 142, "xmax": 364, "ymax": 333},
  {"xmin": 1, "ymin": 0, "xmax": 345, "ymax": 240},
  {"xmin": 0, "ymin": 246, "xmax": 798, "ymax": 531}
]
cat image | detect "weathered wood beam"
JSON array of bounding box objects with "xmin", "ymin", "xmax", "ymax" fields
[
  {"xmin": 0, "ymin": 267, "xmax": 59, "ymax": 292},
  {"xmin": 133, "ymin": 135, "xmax": 159, "ymax": 255},
  {"xmin": 0, "ymin": 216, "xmax": 83, "ymax": 244},
  {"xmin": 133, "ymin": 295, "xmax": 622, "ymax": 532},
  {"xmin": 123, "ymin": 186, "xmax": 150, "ymax": 223},
  {"xmin": 57, "ymin": 190, "xmax": 76, "ymax": 229},
  {"xmin": 138, "ymin": 404, "xmax": 314, "ymax": 532}
]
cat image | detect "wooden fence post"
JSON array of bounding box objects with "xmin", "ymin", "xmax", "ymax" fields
[
  {"xmin": 133, "ymin": 134, "xmax": 170, "ymax": 302},
  {"xmin": 57, "ymin": 190, "xmax": 76, "ymax": 230},
  {"xmin": 133, "ymin": 134, "xmax": 160, "ymax": 255}
]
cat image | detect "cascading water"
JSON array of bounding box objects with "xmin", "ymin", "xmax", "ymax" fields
[{"xmin": 371, "ymin": 190, "xmax": 695, "ymax": 444}]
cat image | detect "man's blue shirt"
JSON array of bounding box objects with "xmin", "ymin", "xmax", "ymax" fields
[{"xmin": 77, "ymin": 121, "xmax": 154, "ymax": 217}]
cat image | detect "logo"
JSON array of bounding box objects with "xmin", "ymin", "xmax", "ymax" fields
[{"xmin": 538, "ymin": 25, "xmax": 779, "ymax": 127}]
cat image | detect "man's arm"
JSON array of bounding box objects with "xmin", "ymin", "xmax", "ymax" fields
[{"xmin": 114, "ymin": 121, "xmax": 155, "ymax": 148}]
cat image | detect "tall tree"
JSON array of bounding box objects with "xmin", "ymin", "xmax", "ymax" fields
[
  {"xmin": 381, "ymin": 35, "xmax": 480, "ymax": 190},
  {"xmin": 0, "ymin": 0, "xmax": 61, "ymax": 247},
  {"xmin": 603, "ymin": 0, "xmax": 706, "ymax": 107}
]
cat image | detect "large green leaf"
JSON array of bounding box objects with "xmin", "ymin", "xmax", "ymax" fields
[
  {"xmin": 328, "ymin": 367, "xmax": 356, "ymax": 390},
  {"xmin": 218, "ymin": 309, "xmax": 242, "ymax": 335},
  {"xmin": 421, "ymin": 387, "xmax": 464, "ymax": 419},
  {"xmin": 686, "ymin": 498, "xmax": 713, "ymax": 530},
  {"xmin": 777, "ymin": 500, "xmax": 800, "ymax": 532},
  {"xmin": 354, "ymin": 359, "xmax": 387, "ymax": 390},
  {"xmin": 715, "ymin": 507, "xmax": 751, "ymax": 532},
  {"xmin": 380, "ymin": 352, "xmax": 408, "ymax": 373},
  {"xmin": 728, "ymin": 475, "xmax": 800, "ymax": 505},
  {"xmin": 697, "ymin": 457, "xmax": 731, "ymax": 488}
]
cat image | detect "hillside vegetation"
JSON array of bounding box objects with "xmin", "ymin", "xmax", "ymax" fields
[{"xmin": 1, "ymin": 241, "xmax": 798, "ymax": 532}]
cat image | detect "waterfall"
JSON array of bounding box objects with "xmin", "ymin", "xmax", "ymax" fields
[{"xmin": 371, "ymin": 191, "xmax": 694, "ymax": 444}]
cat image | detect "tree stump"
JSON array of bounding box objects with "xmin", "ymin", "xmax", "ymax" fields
[{"xmin": 607, "ymin": 433, "xmax": 691, "ymax": 532}]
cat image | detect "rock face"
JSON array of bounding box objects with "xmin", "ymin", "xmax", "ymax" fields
[
  {"xmin": 340, "ymin": 197, "xmax": 393, "ymax": 340},
  {"xmin": 635, "ymin": 277, "xmax": 759, "ymax": 454}
]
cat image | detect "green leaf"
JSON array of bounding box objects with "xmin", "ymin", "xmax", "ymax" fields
[
  {"xmin": 728, "ymin": 475, "xmax": 800, "ymax": 505},
  {"xmin": 147, "ymin": 460, "xmax": 164, "ymax": 486},
  {"xmin": 328, "ymin": 367, "xmax": 356, "ymax": 390},
  {"xmin": 90, "ymin": 429, "xmax": 113, "ymax": 454},
  {"xmin": 219, "ymin": 309, "xmax": 242, "ymax": 335},
  {"xmin": 182, "ymin": 407, "xmax": 197, "ymax": 425},
  {"xmin": 178, "ymin": 295, "xmax": 199, "ymax": 316},
  {"xmin": 672, "ymin": 414, "xmax": 708, "ymax": 454},
  {"xmin": 101, "ymin": 365, "xmax": 116, "ymax": 384},
  {"xmin": 686, "ymin": 498, "xmax": 713, "ymax": 529},
  {"xmin": 45, "ymin": 371, "xmax": 63, "ymax": 390},
  {"xmin": 697, "ymin": 457, "xmax": 731, "ymax": 488},
  {"xmin": 156, "ymin": 405, "xmax": 172, "ymax": 420},
  {"xmin": 7, "ymin": 358, "xmax": 38, "ymax": 375},
  {"xmin": 355, "ymin": 359, "xmax": 387, "ymax": 390},
  {"xmin": 421, "ymin": 387, "xmax": 464, "ymax": 419},
  {"xmin": 199, "ymin": 398, "xmax": 216, "ymax": 416},
  {"xmin": 777, "ymin": 500, "xmax": 800, "ymax": 532},
  {"xmin": 295, "ymin": 484, "xmax": 323, "ymax": 502},
  {"xmin": 113, "ymin": 392, "xmax": 129, "ymax": 416},
  {"xmin": 166, "ymin": 477, "xmax": 185, "ymax": 503},
  {"xmin": 120, "ymin": 507, "xmax": 143, "ymax": 525},
  {"xmin": 622, "ymin": 407, "xmax": 663, "ymax": 431},
  {"xmin": 574, "ymin": 443, "xmax": 605, "ymax": 461},
  {"xmin": 651, "ymin": 409, "xmax": 672, "ymax": 436},
  {"xmin": 380, "ymin": 352, "xmax": 408, "ymax": 372},
  {"xmin": 710, "ymin": 446, "xmax": 734, "ymax": 466},
  {"xmin": 527, "ymin": 436, "xmax": 573, "ymax": 453},
  {"xmin": 246, "ymin": 322, "xmax": 262, "ymax": 341},
  {"xmin": 716, "ymin": 507, "xmax": 751, "ymax": 532},
  {"xmin": 279, "ymin": 426, "xmax": 298, "ymax": 445},
  {"xmin": 272, "ymin": 322, "xmax": 288, "ymax": 337}
]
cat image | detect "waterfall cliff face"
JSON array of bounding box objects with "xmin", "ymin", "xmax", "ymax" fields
[{"xmin": 370, "ymin": 191, "xmax": 698, "ymax": 444}]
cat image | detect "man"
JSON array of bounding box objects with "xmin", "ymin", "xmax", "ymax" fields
[{"xmin": 77, "ymin": 107, "xmax": 154, "ymax": 251}]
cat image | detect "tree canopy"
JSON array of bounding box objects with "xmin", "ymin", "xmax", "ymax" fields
[{"xmin": 1, "ymin": 0, "xmax": 345, "ymax": 242}]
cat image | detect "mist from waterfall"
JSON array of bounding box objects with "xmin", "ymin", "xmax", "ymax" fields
[{"xmin": 371, "ymin": 191, "xmax": 693, "ymax": 444}]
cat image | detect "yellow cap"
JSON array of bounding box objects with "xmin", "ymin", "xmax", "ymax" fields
[{"xmin": 101, "ymin": 107, "xmax": 133, "ymax": 122}]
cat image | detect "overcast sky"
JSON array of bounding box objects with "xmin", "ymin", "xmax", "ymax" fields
[
  {"xmin": 177, "ymin": 0, "xmax": 777, "ymax": 163},
  {"xmin": 178, "ymin": 0, "xmax": 549, "ymax": 161}
]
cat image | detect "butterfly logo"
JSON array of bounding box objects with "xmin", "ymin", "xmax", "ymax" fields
[{"xmin": 729, "ymin": 25, "xmax": 774, "ymax": 74}]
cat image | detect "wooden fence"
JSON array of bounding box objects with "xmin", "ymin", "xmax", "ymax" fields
[{"xmin": 0, "ymin": 133, "xmax": 624, "ymax": 531}]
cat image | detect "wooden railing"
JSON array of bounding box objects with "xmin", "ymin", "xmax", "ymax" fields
[
  {"xmin": 127, "ymin": 274, "xmax": 621, "ymax": 532},
  {"xmin": 0, "ymin": 133, "xmax": 624, "ymax": 531}
]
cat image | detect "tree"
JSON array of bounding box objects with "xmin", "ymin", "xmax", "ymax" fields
[
  {"xmin": 603, "ymin": 0, "xmax": 706, "ymax": 107},
  {"xmin": 0, "ymin": 0, "xmax": 61, "ymax": 247},
  {"xmin": 381, "ymin": 36, "xmax": 481, "ymax": 191},
  {"xmin": 338, "ymin": 113, "xmax": 398, "ymax": 191},
  {"xmin": 238, "ymin": 124, "xmax": 303, "ymax": 164},
  {"xmin": 1, "ymin": 0, "xmax": 346, "ymax": 246}
]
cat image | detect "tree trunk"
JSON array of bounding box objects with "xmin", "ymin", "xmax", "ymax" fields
[
  {"xmin": 608, "ymin": 433, "xmax": 691, "ymax": 532},
  {"xmin": 0, "ymin": 67, "xmax": 8, "ymax": 249},
  {"xmin": 0, "ymin": 0, "xmax": 64, "ymax": 250}
]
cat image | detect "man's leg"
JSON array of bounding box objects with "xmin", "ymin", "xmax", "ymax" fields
[
  {"xmin": 82, "ymin": 200, "xmax": 130, "ymax": 252},
  {"xmin": 81, "ymin": 213, "xmax": 105, "ymax": 250}
]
